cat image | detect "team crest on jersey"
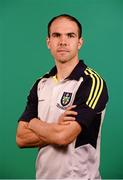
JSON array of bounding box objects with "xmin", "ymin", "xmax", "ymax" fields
[{"xmin": 61, "ymin": 92, "xmax": 72, "ymax": 106}]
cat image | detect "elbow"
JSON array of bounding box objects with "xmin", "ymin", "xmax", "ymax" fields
[
  {"xmin": 55, "ymin": 133, "xmax": 71, "ymax": 146},
  {"xmin": 16, "ymin": 135, "xmax": 26, "ymax": 148}
]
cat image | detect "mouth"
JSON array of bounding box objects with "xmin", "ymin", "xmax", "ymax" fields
[{"xmin": 57, "ymin": 49, "xmax": 70, "ymax": 52}]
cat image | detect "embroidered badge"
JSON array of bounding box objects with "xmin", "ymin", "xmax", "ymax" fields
[{"xmin": 61, "ymin": 92, "xmax": 72, "ymax": 106}]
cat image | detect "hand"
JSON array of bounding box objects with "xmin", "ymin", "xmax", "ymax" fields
[
  {"xmin": 28, "ymin": 118, "xmax": 41, "ymax": 130},
  {"xmin": 58, "ymin": 105, "xmax": 78, "ymax": 125}
]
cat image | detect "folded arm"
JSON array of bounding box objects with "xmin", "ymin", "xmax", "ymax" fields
[
  {"xmin": 28, "ymin": 106, "xmax": 82, "ymax": 146},
  {"xmin": 28, "ymin": 118, "xmax": 81, "ymax": 146},
  {"xmin": 16, "ymin": 121, "xmax": 46, "ymax": 148},
  {"xmin": 16, "ymin": 106, "xmax": 82, "ymax": 148}
]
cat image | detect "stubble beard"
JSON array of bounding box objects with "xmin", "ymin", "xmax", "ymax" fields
[
  {"xmin": 58, "ymin": 58, "xmax": 70, "ymax": 64},
  {"xmin": 57, "ymin": 54, "xmax": 77, "ymax": 65},
  {"xmin": 56, "ymin": 52, "xmax": 75, "ymax": 64}
]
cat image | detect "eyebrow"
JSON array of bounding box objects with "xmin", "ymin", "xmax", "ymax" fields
[
  {"xmin": 51, "ymin": 32, "xmax": 77, "ymax": 37},
  {"xmin": 67, "ymin": 32, "xmax": 77, "ymax": 37}
]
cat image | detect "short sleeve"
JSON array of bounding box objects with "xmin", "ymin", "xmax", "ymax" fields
[
  {"xmin": 18, "ymin": 79, "xmax": 41, "ymax": 122},
  {"xmin": 73, "ymin": 74, "xmax": 109, "ymax": 129}
]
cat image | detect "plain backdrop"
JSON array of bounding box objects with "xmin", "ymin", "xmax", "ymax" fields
[{"xmin": 0, "ymin": 0, "xmax": 123, "ymax": 179}]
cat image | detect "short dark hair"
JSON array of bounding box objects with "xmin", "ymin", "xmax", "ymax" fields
[{"xmin": 47, "ymin": 14, "xmax": 82, "ymax": 38}]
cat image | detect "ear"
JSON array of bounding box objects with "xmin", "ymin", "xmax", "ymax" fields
[
  {"xmin": 78, "ymin": 37, "xmax": 83, "ymax": 50},
  {"xmin": 46, "ymin": 37, "xmax": 50, "ymax": 49}
]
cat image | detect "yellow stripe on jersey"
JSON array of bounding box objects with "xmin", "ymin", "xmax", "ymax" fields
[
  {"xmin": 92, "ymin": 77, "xmax": 103, "ymax": 109},
  {"xmin": 87, "ymin": 69, "xmax": 100, "ymax": 108},
  {"xmin": 53, "ymin": 75, "xmax": 58, "ymax": 83},
  {"xmin": 84, "ymin": 68, "xmax": 104, "ymax": 109},
  {"xmin": 85, "ymin": 70, "xmax": 96, "ymax": 105}
]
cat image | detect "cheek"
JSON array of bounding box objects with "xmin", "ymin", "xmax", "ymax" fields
[
  {"xmin": 49, "ymin": 41, "xmax": 58, "ymax": 50},
  {"xmin": 49, "ymin": 45, "xmax": 57, "ymax": 57},
  {"xmin": 72, "ymin": 42, "xmax": 80, "ymax": 51}
]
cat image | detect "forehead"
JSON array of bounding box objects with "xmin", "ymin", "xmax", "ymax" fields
[{"xmin": 50, "ymin": 17, "xmax": 78, "ymax": 34}]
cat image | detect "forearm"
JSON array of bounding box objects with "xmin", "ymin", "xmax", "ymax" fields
[
  {"xmin": 17, "ymin": 128, "xmax": 45, "ymax": 148},
  {"xmin": 28, "ymin": 118, "xmax": 81, "ymax": 146},
  {"xmin": 28, "ymin": 118, "xmax": 61, "ymax": 144},
  {"xmin": 16, "ymin": 121, "xmax": 46, "ymax": 148}
]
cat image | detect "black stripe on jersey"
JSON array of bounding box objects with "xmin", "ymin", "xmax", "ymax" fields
[
  {"xmin": 84, "ymin": 68, "xmax": 104, "ymax": 110},
  {"xmin": 18, "ymin": 78, "xmax": 41, "ymax": 122},
  {"xmin": 75, "ymin": 112, "xmax": 102, "ymax": 148}
]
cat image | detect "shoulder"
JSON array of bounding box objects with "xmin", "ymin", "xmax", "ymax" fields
[
  {"xmin": 83, "ymin": 67, "xmax": 108, "ymax": 109},
  {"xmin": 81, "ymin": 66, "xmax": 108, "ymax": 93},
  {"xmin": 30, "ymin": 71, "xmax": 51, "ymax": 91},
  {"xmin": 75, "ymin": 65, "xmax": 108, "ymax": 111},
  {"xmin": 83, "ymin": 66, "xmax": 104, "ymax": 82}
]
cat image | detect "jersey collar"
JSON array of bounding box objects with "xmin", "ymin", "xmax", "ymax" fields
[
  {"xmin": 43, "ymin": 60, "xmax": 87, "ymax": 81},
  {"xmin": 66, "ymin": 60, "xmax": 87, "ymax": 80}
]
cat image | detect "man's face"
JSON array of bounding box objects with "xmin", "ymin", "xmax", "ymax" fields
[{"xmin": 47, "ymin": 17, "xmax": 83, "ymax": 64}]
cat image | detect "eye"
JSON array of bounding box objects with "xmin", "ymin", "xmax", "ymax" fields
[
  {"xmin": 52, "ymin": 33, "xmax": 60, "ymax": 37},
  {"xmin": 67, "ymin": 33, "xmax": 76, "ymax": 38}
]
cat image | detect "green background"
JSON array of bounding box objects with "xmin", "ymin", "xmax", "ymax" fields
[{"xmin": 0, "ymin": 0, "xmax": 123, "ymax": 179}]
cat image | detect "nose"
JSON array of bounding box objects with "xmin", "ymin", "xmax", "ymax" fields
[{"xmin": 59, "ymin": 35, "xmax": 67, "ymax": 46}]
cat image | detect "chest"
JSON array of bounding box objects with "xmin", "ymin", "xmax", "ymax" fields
[{"xmin": 37, "ymin": 77, "xmax": 83, "ymax": 122}]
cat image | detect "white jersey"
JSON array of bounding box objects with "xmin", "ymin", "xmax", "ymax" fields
[{"xmin": 19, "ymin": 60, "xmax": 108, "ymax": 179}]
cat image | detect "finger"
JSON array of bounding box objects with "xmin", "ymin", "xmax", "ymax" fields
[
  {"xmin": 59, "ymin": 121, "xmax": 70, "ymax": 125},
  {"xmin": 64, "ymin": 110, "xmax": 78, "ymax": 116},
  {"xmin": 63, "ymin": 116, "xmax": 76, "ymax": 121},
  {"xmin": 66, "ymin": 105, "xmax": 77, "ymax": 111}
]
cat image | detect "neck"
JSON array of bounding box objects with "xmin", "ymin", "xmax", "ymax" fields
[{"xmin": 55, "ymin": 58, "xmax": 79, "ymax": 81}]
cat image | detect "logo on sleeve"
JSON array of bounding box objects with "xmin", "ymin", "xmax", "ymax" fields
[{"xmin": 61, "ymin": 92, "xmax": 72, "ymax": 106}]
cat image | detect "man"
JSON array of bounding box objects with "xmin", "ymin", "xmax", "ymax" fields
[{"xmin": 16, "ymin": 14, "xmax": 108, "ymax": 179}]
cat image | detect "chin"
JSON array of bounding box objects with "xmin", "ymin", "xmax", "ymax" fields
[
  {"xmin": 58, "ymin": 58, "xmax": 70, "ymax": 64},
  {"xmin": 59, "ymin": 60, "xmax": 67, "ymax": 64}
]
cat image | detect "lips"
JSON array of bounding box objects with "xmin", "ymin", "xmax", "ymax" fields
[{"xmin": 57, "ymin": 49, "xmax": 69, "ymax": 52}]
